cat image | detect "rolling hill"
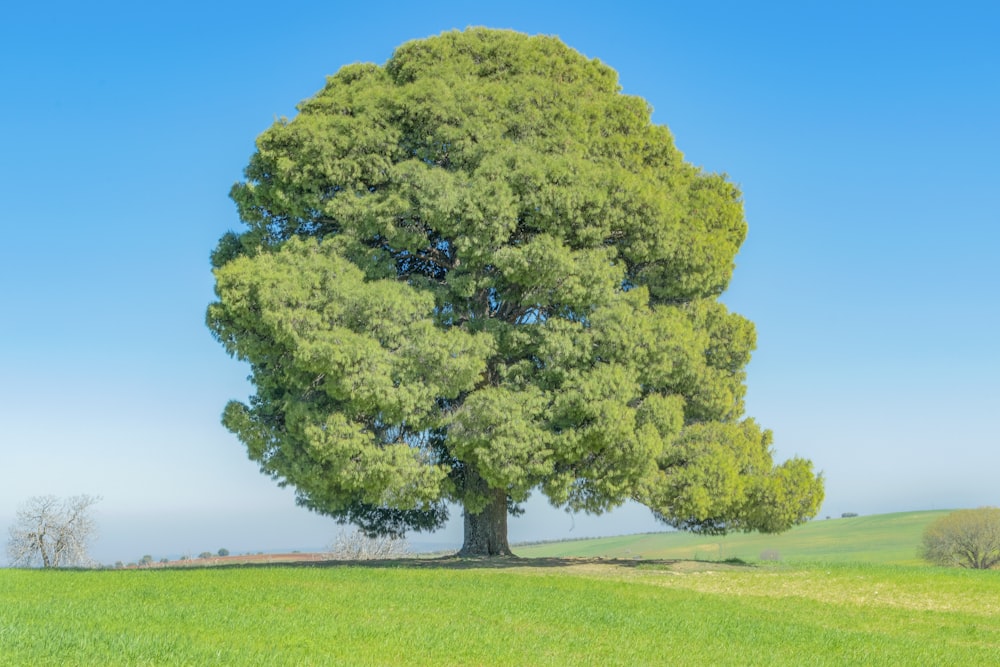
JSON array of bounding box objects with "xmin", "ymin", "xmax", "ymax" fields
[{"xmin": 512, "ymin": 510, "xmax": 951, "ymax": 565}]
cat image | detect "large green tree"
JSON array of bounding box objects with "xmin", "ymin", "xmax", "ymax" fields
[{"xmin": 208, "ymin": 28, "xmax": 823, "ymax": 556}]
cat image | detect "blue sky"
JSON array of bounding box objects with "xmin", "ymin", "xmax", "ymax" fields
[{"xmin": 2, "ymin": 1, "xmax": 997, "ymax": 564}]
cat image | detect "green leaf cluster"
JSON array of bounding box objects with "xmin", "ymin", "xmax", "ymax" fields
[{"xmin": 208, "ymin": 28, "xmax": 823, "ymax": 537}]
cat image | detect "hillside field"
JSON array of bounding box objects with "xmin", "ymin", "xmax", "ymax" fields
[
  {"xmin": 2, "ymin": 559, "xmax": 999, "ymax": 665},
  {"xmin": 3, "ymin": 510, "xmax": 999, "ymax": 665},
  {"xmin": 514, "ymin": 510, "xmax": 950, "ymax": 565}
]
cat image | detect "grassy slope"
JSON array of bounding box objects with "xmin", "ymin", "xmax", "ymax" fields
[
  {"xmin": 513, "ymin": 510, "xmax": 951, "ymax": 565},
  {"xmin": 3, "ymin": 511, "xmax": 999, "ymax": 665},
  {"xmin": 1, "ymin": 561, "xmax": 998, "ymax": 666}
]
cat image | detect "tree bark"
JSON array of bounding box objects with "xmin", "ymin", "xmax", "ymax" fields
[{"xmin": 458, "ymin": 486, "xmax": 513, "ymax": 557}]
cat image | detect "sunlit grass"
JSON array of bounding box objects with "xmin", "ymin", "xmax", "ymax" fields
[
  {"xmin": 514, "ymin": 510, "xmax": 950, "ymax": 564},
  {"xmin": 1, "ymin": 559, "xmax": 999, "ymax": 665}
]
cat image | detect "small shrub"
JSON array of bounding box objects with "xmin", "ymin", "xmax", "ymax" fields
[
  {"xmin": 922, "ymin": 507, "xmax": 1000, "ymax": 569},
  {"xmin": 326, "ymin": 529, "xmax": 410, "ymax": 560}
]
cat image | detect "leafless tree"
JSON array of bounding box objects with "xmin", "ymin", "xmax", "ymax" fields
[
  {"xmin": 326, "ymin": 529, "xmax": 410, "ymax": 560},
  {"xmin": 922, "ymin": 507, "xmax": 1000, "ymax": 569},
  {"xmin": 6, "ymin": 495, "xmax": 101, "ymax": 568}
]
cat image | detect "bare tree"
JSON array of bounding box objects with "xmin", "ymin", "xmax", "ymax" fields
[
  {"xmin": 921, "ymin": 507, "xmax": 1000, "ymax": 570},
  {"xmin": 7, "ymin": 495, "xmax": 101, "ymax": 568},
  {"xmin": 326, "ymin": 529, "xmax": 410, "ymax": 561}
]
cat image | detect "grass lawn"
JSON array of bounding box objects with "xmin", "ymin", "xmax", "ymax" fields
[
  {"xmin": 514, "ymin": 510, "xmax": 950, "ymax": 565},
  {"xmin": 1, "ymin": 558, "xmax": 998, "ymax": 665}
]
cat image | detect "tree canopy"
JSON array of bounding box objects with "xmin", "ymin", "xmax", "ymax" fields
[{"xmin": 207, "ymin": 28, "xmax": 823, "ymax": 555}]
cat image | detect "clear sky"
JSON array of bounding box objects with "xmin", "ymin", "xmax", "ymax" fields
[{"xmin": 2, "ymin": 1, "xmax": 997, "ymax": 565}]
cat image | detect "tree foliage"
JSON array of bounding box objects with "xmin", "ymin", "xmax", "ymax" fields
[
  {"xmin": 921, "ymin": 507, "xmax": 1000, "ymax": 569},
  {"xmin": 207, "ymin": 28, "xmax": 823, "ymax": 554},
  {"xmin": 6, "ymin": 495, "xmax": 101, "ymax": 568}
]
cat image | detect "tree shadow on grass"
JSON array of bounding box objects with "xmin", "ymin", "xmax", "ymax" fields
[
  {"xmin": 151, "ymin": 554, "xmax": 757, "ymax": 573},
  {"xmin": 371, "ymin": 555, "xmax": 756, "ymax": 572}
]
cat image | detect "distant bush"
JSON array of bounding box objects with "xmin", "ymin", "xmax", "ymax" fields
[
  {"xmin": 922, "ymin": 507, "xmax": 1000, "ymax": 569},
  {"xmin": 326, "ymin": 530, "xmax": 410, "ymax": 560},
  {"xmin": 198, "ymin": 552, "xmax": 213, "ymax": 559},
  {"xmin": 217, "ymin": 548, "xmax": 230, "ymax": 557},
  {"xmin": 841, "ymin": 513, "xmax": 859, "ymax": 518}
]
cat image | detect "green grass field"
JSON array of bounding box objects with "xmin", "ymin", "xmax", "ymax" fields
[
  {"xmin": 1, "ymin": 560, "xmax": 999, "ymax": 665},
  {"xmin": 2, "ymin": 511, "xmax": 999, "ymax": 665},
  {"xmin": 514, "ymin": 510, "xmax": 950, "ymax": 565}
]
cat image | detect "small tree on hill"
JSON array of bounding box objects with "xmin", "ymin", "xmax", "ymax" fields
[
  {"xmin": 921, "ymin": 507, "xmax": 1000, "ymax": 569},
  {"xmin": 6, "ymin": 495, "xmax": 101, "ymax": 568}
]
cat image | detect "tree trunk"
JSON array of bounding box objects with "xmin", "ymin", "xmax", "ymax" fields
[
  {"xmin": 32, "ymin": 533, "xmax": 51, "ymax": 568},
  {"xmin": 458, "ymin": 486, "xmax": 513, "ymax": 557}
]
